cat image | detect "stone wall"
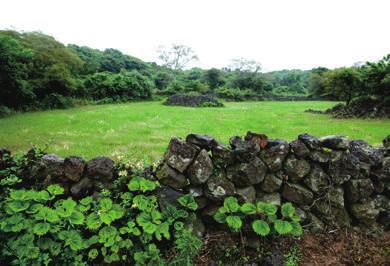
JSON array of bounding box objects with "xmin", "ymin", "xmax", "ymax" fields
[
  {"xmin": 155, "ymin": 132, "xmax": 390, "ymax": 232},
  {"xmin": 1, "ymin": 132, "xmax": 390, "ymax": 233}
]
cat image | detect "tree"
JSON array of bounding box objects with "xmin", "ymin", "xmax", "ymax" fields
[
  {"xmin": 157, "ymin": 44, "xmax": 198, "ymax": 80},
  {"xmin": 0, "ymin": 33, "xmax": 34, "ymax": 108},
  {"xmin": 203, "ymin": 68, "xmax": 225, "ymax": 89},
  {"xmin": 323, "ymin": 67, "xmax": 362, "ymax": 103},
  {"xmin": 227, "ymin": 58, "xmax": 261, "ymax": 73}
]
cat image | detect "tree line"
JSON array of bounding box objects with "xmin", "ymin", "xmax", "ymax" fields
[{"xmin": 1, "ymin": 30, "xmax": 389, "ymax": 115}]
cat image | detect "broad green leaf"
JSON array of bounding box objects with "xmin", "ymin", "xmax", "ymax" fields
[
  {"xmin": 178, "ymin": 194, "xmax": 198, "ymax": 211},
  {"xmin": 213, "ymin": 211, "xmax": 227, "ymax": 223},
  {"xmin": 263, "ymin": 203, "xmax": 278, "ymax": 216},
  {"xmin": 274, "ymin": 219, "xmax": 293, "ymax": 235},
  {"xmin": 281, "ymin": 202, "xmax": 295, "ymax": 218},
  {"xmin": 224, "ymin": 197, "xmax": 240, "ymax": 213},
  {"xmin": 69, "ymin": 211, "xmax": 85, "ymax": 225},
  {"xmin": 7, "ymin": 200, "xmax": 30, "ymax": 213},
  {"xmin": 99, "ymin": 198, "xmax": 113, "ymax": 211},
  {"xmin": 252, "ymin": 220, "xmax": 270, "ymax": 236},
  {"xmin": 33, "ymin": 222, "xmax": 51, "ymax": 236},
  {"xmin": 226, "ymin": 215, "xmax": 242, "ymax": 231},
  {"xmin": 47, "ymin": 184, "xmax": 64, "ymax": 196},
  {"xmin": 155, "ymin": 222, "xmax": 170, "ymax": 240},
  {"xmin": 9, "ymin": 189, "xmax": 27, "ymax": 200},
  {"xmin": 86, "ymin": 213, "xmax": 102, "ymax": 230},
  {"xmin": 291, "ymin": 221, "xmax": 303, "ymax": 236},
  {"xmin": 88, "ymin": 248, "xmax": 99, "ymax": 260},
  {"xmin": 240, "ymin": 203, "xmax": 256, "ymax": 214}
]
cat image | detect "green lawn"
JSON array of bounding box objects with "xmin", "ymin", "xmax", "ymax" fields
[{"xmin": 0, "ymin": 101, "xmax": 388, "ymax": 162}]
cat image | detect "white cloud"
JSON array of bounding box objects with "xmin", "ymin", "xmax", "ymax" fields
[{"xmin": 1, "ymin": 0, "xmax": 389, "ymax": 71}]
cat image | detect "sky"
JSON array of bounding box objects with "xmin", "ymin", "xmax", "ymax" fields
[{"xmin": 1, "ymin": 0, "xmax": 390, "ymax": 72}]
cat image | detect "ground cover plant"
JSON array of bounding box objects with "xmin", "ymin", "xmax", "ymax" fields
[{"xmin": 1, "ymin": 101, "xmax": 389, "ymax": 162}]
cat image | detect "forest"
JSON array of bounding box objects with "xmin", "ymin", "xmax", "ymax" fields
[{"xmin": 2, "ymin": 30, "xmax": 388, "ymax": 116}]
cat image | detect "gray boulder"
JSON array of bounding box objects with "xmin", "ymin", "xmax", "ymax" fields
[
  {"xmin": 260, "ymin": 173, "xmax": 283, "ymax": 193},
  {"xmin": 186, "ymin": 149, "xmax": 213, "ymax": 185},
  {"xmin": 230, "ymin": 136, "xmax": 260, "ymax": 163},
  {"xmin": 63, "ymin": 156, "xmax": 85, "ymax": 182},
  {"xmin": 309, "ymin": 150, "xmax": 330, "ymax": 163},
  {"xmin": 40, "ymin": 154, "xmax": 64, "ymax": 178},
  {"xmin": 290, "ymin": 139, "xmax": 310, "ymax": 158},
  {"xmin": 227, "ymin": 157, "xmax": 267, "ymax": 187},
  {"xmin": 345, "ymin": 179, "xmax": 374, "ymax": 203},
  {"xmin": 283, "ymin": 155, "xmax": 310, "ymax": 183},
  {"xmin": 319, "ymin": 135, "xmax": 349, "ymax": 150},
  {"xmin": 350, "ymin": 199, "xmax": 379, "ymax": 225},
  {"xmin": 298, "ymin": 133, "xmax": 321, "ymax": 150},
  {"xmin": 164, "ymin": 137, "xmax": 199, "ymax": 173},
  {"xmin": 236, "ymin": 186, "xmax": 256, "ymax": 204},
  {"xmin": 211, "ymin": 145, "xmax": 232, "ymax": 168},
  {"xmin": 303, "ymin": 164, "xmax": 329, "ymax": 194},
  {"xmin": 259, "ymin": 139, "xmax": 290, "ymax": 172},
  {"xmin": 157, "ymin": 186, "xmax": 183, "ymax": 211},
  {"xmin": 373, "ymin": 195, "xmax": 390, "ymax": 212},
  {"xmin": 85, "ymin": 156, "xmax": 114, "ymax": 181},
  {"xmin": 383, "ymin": 135, "xmax": 390, "ymax": 149},
  {"xmin": 186, "ymin": 134, "xmax": 219, "ymax": 151},
  {"xmin": 205, "ymin": 172, "xmax": 236, "ymax": 201},
  {"xmin": 258, "ymin": 192, "xmax": 281, "ymax": 206},
  {"xmin": 306, "ymin": 213, "xmax": 325, "ymax": 232},
  {"xmin": 328, "ymin": 151, "xmax": 360, "ymax": 185},
  {"xmin": 282, "ymin": 182, "xmax": 313, "ymax": 206},
  {"xmin": 349, "ymin": 140, "xmax": 384, "ymax": 167},
  {"xmin": 70, "ymin": 177, "xmax": 93, "ymax": 198},
  {"xmin": 155, "ymin": 163, "xmax": 188, "ymax": 189}
]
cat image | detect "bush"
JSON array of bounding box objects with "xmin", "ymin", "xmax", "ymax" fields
[
  {"xmin": 215, "ymin": 87, "xmax": 255, "ymax": 101},
  {"xmin": 40, "ymin": 93, "xmax": 75, "ymax": 109},
  {"xmin": 0, "ymin": 106, "xmax": 13, "ymax": 117}
]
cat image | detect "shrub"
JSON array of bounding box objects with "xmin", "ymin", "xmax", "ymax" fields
[
  {"xmin": 40, "ymin": 93, "xmax": 75, "ymax": 109},
  {"xmin": 0, "ymin": 106, "xmax": 13, "ymax": 117}
]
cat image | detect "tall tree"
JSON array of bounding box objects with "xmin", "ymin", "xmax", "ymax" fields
[{"xmin": 157, "ymin": 44, "xmax": 198, "ymax": 80}]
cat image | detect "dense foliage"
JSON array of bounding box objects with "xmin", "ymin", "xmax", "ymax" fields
[
  {"xmin": 308, "ymin": 56, "xmax": 390, "ymax": 105},
  {"xmin": 0, "ymin": 30, "xmax": 313, "ymax": 114},
  {"xmin": 0, "ymin": 150, "xmax": 203, "ymax": 265}
]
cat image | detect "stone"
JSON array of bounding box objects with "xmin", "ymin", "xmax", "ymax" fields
[
  {"xmin": 295, "ymin": 208, "xmax": 308, "ymax": 222},
  {"xmin": 350, "ymin": 199, "xmax": 379, "ymax": 225},
  {"xmin": 244, "ymin": 131, "xmax": 268, "ymax": 149},
  {"xmin": 258, "ymin": 192, "xmax": 281, "ymax": 206},
  {"xmin": 349, "ymin": 140, "xmax": 384, "ymax": 167},
  {"xmin": 282, "ymin": 183, "xmax": 313, "ymax": 206},
  {"xmin": 319, "ymin": 135, "xmax": 349, "ymax": 150},
  {"xmin": 309, "ymin": 150, "xmax": 330, "ymax": 163},
  {"xmin": 306, "ymin": 213, "xmax": 325, "ymax": 232},
  {"xmin": 345, "ymin": 179, "xmax": 374, "ymax": 203},
  {"xmin": 312, "ymin": 187, "xmax": 350, "ymax": 227},
  {"xmin": 303, "ymin": 164, "xmax": 329, "ymax": 194},
  {"xmin": 236, "ymin": 186, "xmax": 256, "ymax": 203},
  {"xmin": 40, "ymin": 154, "xmax": 64, "ymax": 178},
  {"xmin": 262, "ymin": 250, "xmax": 284, "ymax": 266},
  {"xmin": 227, "ymin": 157, "xmax": 267, "ymax": 187},
  {"xmin": 371, "ymin": 175, "xmax": 385, "ymax": 193},
  {"xmin": 195, "ymin": 197, "xmax": 208, "ymax": 209},
  {"xmin": 155, "ymin": 163, "xmax": 188, "ymax": 189},
  {"xmin": 63, "ymin": 156, "xmax": 85, "ymax": 182},
  {"xmin": 283, "ymin": 155, "xmax": 310, "ymax": 183},
  {"xmin": 377, "ymin": 157, "xmax": 390, "ymax": 180},
  {"xmin": 259, "ymin": 139, "xmax": 290, "ymax": 172},
  {"xmin": 211, "ymin": 145, "xmax": 232, "ymax": 167},
  {"xmin": 85, "ymin": 156, "xmax": 114, "ymax": 181},
  {"xmin": 205, "ymin": 172, "xmax": 236, "ymax": 202},
  {"xmin": 260, "ymin": 173, "xmax": 283, "ymax": 193},
  {"xmin": 157, "ymin": 186, "xmax": 183, "ymax": 211},
  {"xmin": 186, "ymin": 134, "xmax": 219, "ymax": 151},
  {"xmin": 298, "ymin": 133, "xmax": 321, "ymax": 150},
  {"xmin": 328, "ymin": 151, "xmax": 360, "ymax": 185},
  {"xmin": 230, "ymin": 136, "xmax": 260, "ymax": 163},
  {"xmin": 70, "ymin": 177, "xmax": 93, "ymax": 198},
  {"xmin": 373, "ymin": 195, "xmax": 390, "ymax": 212},
  {"xmin": 290, "ymin": 139, "xmax": 310, "ymax": 158},
  {"xmin": 187, "ymin": 186, "xmax": 203, "ymax": 197},
  {"xmin": 188, "ymin": 216, "xmax": 206, "ymax": 238},
  {"xmin": 164, "ymin": 137, "xmax": 199, "ymax": 173},
  {"xmin": 186, "ymin": 149, "xmax": 213, "ymax": 185},
  {"xmin": 383, "ymin": 135, "xmax": 390, "ymax": 149}
]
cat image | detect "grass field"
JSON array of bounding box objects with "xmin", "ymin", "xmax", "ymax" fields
[{"xmin": 0, "ymin": 101, "xmax": 389, "ymax": 162}]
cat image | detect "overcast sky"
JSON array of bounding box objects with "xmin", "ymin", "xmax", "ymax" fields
[{"xmin": 1, "ymin": 0, "xmax": 390, "ymax": 71}]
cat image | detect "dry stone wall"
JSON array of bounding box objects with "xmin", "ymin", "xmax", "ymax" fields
[{"xmin": 1, "ymin": 132, "xmax": 390, "ymax": 233}]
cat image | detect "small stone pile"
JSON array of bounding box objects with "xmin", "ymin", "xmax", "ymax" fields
[
  {"xmin": 155, "ymin": 132, "xmax": 390, "ymax": 232},
  {"xmin": 163, "ymin": 94, "xmax": 224, "ymax": 107}
]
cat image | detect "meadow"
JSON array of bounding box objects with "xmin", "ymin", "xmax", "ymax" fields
[{"xmin": 0, "ymin": 101, "xmax": 389, "ymax": 162}]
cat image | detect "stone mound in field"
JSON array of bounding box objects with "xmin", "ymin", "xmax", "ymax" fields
[
  {"xmin": 306, "ymin": 97, "xmax": 390, "ymax": 118},
  {"xmin": 163, "ymin": 94, "xmax": 224, "ymax": 107}
]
